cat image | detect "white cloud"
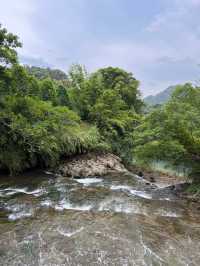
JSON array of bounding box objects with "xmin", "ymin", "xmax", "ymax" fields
[
  {"xmin": 146, "ymin": 8, "xmax": 186, "ymax": 33},
  {"xmin": 142, "ymin": 0, "xmax": 200, "ymax": 95},
  {"xmin": 175, "ymin": 0, "xmax": 200, "ymax": 7},
  {"xmin": 0, "ymin": 0, "xmax": 199, "ymax": 96},
  {"xmin": 0, "ymin": 0, "xmax": 36, "ymax": 38},
  {"xmin": 0, "ymin": 0, "xmax": 46, "ymax": 58}
]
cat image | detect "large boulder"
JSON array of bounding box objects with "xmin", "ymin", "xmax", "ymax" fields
[{"xmin": 58, "ymin": 153, "xmax": 127, "ymax": 177}]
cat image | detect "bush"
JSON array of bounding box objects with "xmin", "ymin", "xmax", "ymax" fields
[{"xmin": 0, "ymin": 96, "xmax": 102, "ymax": 174}]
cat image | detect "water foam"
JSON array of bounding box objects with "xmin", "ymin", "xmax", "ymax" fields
[
  {"xmin": 129, "ymin": 190, "xmax": 152, "ymax": 199},
  {"xmin": 74, "ymin": 178, "xmax": 103, "ymax": 185},
  {"xmin": 57, "ymin": 227, "xmax": 84, "ymax": 237},
  {"xmin": 155, "ymin": 209, "xmax": 181, "ymax": 218},
  {"xmin": 1, "ymin": 187, "xmax": 44, "ymax": 197},
  {"xmin": 98, "ymin": 198, "xmax": 135, "ymax": 214},
  {"xmin": 8, "ymin": 210, "xmax": 33, "ymax": 221},
  {"xmin": 55, "ymin": 199, "xmax": 92, "ymax": 211},
  {"xmin": 110, "ymin": 185, "xmax": 152, "ymax": 199},
  {"xmin": 40, "ymin": 200, "xmax": 53, "ymax": 207},
  {"xmin": 110, "ymin": 185, "xmax": 131, "ymax": 191}
]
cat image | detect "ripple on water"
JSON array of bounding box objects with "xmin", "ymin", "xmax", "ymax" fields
[
  {"xmin": 97, "ymin": 196, "xmax": 182, "ymax": 218},
  {"xmin": 129, "ymin": 190, "xmax": 152, "ymax": 200},
  {"xmin": 110, "ymin": 185, "xmax": 152, "ymax": 200},
  {"xmin": 3, "ymin": 202, "xmax": 35, "ymax": 221},
  {"xmin": 74, "ymin": 178, "xmax": 103, "ymax": 186},
  {"xmin": 8, "ymin": 211, "xmax": 33, "ymax": 221},
  {"xmin": 55, "ymin": 199, "xmax": 93, "ymax": 211},
  {"xmin": 57, "ymin": 226, "xmax": 84, "ymax": 237},
  {"xmin": 155, "ymin": 209, "xmax": 181, "ymax": 218},
  {"xmin": 0, "ymin": 187, "xmax": 44, "ymax": 197},
  {"xmin": 98, "ymin": 198, "xmax": 136, "ymax": 214},
  {"xmin": 40, "ymin": 199, "xmax": 53, "ymax": 207},
  {"xmin": 110, "ymin": 185, "xmax": 131, "ymax": 191}
]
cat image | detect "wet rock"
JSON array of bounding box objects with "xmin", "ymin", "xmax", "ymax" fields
[
  {"xmin": 150, "ymin": 176, "xmax": 156, "ymax": 183},
  {"xmin": 152, "ymin": 182, "xmax": 191, "ymax": 199},
  {"xmin": 169, "ymin": 185, "xmax": 176, "ymax": 191},
  {"xmin": 174, "ymin": 183, "xmax": 190, "ymax": 192},
  {"xmin": 58, "ymin": 153, "xmax": 127, "ymax": 178},
  {"xmin": 138, "ymin": 171, "xmax": 144, "ymax": 178},
  {"xmin": 73, "ymin": 176, "xmax": 83, "ymax": 179}
]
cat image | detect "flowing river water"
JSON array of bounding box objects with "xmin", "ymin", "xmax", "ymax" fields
[{"xmin": 0, "ymin": 170, "xmax": 200, "ymax": 266}]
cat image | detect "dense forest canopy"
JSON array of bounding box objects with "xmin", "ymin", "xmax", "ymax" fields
[
  {"xmin": 0, "ymin": 24, "xmax": 200, "ymax": 186},
  {"xmin": 0, "ymin": 24, "xmax": 142, "ymax": 174}
]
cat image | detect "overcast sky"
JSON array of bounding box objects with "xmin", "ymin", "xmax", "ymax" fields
[{"xmin": 1, "ymin": 0, "xmax": 200, "ymax": 96}]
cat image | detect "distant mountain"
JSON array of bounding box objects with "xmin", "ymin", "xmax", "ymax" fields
[
  {"xmin": 144, "ymin": 86, "xmax": 177, "ymax": 105},
  {"xmin": 25, "ymin": 66, "xmax": 68, "ymax": 81}
]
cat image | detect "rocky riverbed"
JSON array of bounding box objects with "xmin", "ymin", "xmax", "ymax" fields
[{"xmin": 0, "ymin": 154, "xmax": 200, "ymax": 265}]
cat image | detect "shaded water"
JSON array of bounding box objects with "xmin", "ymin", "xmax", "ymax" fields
[{"xmin": 0, "ymin": 170, "xmax": 200, "ymax": 265}]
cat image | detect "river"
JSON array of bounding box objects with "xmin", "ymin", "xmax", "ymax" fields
[{"xmin": 0, "ymin": 170, "xmax": 200, "ymax": 266}]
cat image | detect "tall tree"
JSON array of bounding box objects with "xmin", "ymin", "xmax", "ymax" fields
[
  {"xmin": 0, "ymin": 24, "xmax": 22, "ymax": 68},
  {"xmin": 134, "ymin": 83, "xmax": 200, "ymax": 181}
]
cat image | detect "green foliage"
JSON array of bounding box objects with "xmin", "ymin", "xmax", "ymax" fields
[
  {"xmin": 2, "ymin": 23, "xmax": 200, "ymax": 187},
  {"xmin": 0, "ymin": 25, "xmax": 144, "ymax": 174},
  {"xmin": 134, "ymin": 83, "xmax": 200, "ymax": 182},
  {"xmin": 0, "ymin": 96, "xmax": 101, "ymax": 174},
  {"xmin": 0, "ymin": 24, "xmax": 22, "ymax": 67},
  {"xmin": 66, "ymin": 64, "xmax": 89, "ymax": 116},
  {"xmin": 25, "ymin": 66, "xmax": 68, "ymax": 80},
  {"xmin": 186, "ymin": 183, "xmax": 200, "ymax": 195},
  {"xmin": 67, "ymin": 66, "xmax": 143, "ymax": 162},
  {"xmin": 98, "ymin": 67, "xmax": 142, "ymax": 111},
  {"xmin": 10, "ymin": 65, "xmax": 41, "ymax": 96},
  {"xmin": 40, "ymin": 78, "xmax": 57, "ymax": 102},
  {"xmin": 55, "ymin": 83, "xmax": 71, "ymax": 106},
  {"xmin": 0, "ymin": 25, "xmax": 107, "ymax": 175}
]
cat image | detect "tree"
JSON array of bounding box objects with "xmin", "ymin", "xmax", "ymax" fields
[
  {"xmin": 56, "ymin": 83, "xmax": 70, "ymax": 106},
  {"xmin": 68, "ymin": 64, "xmax": 87, "ymax": 89},
  {"xmin": 0, "ymin": 95, "xmax": 101, "ymax": 174},
  {"xmin": 97, "ymin": 67, "xmax": 143, "ymax": 112},
  {"xmin": 0, "ymin": 24, "xmax": 22, "ymax": 68},
  {"xmin": 67, "ymin": 66, "xmax": 143, "ymax": 161},
  {"xmin": 9, "ymin": 65, "xmax": 41, "ymax": 96},
  {"xmin": 133, "ymin": 83, "xmax": 200, "ymax": 182},
  {"xmin": 40, "ymin": 78, "xmax": 57, "ymax": 102},
  {"xmin": 0, "ymin": 24, "xmax": 22, "ymax": 97}
]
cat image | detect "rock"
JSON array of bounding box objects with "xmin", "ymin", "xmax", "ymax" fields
[
  {"xmin": 153, "ymin": 182, "xmax": 191, "ymax": 199},
  {"xmin": 174, "ymin": 183, "xmax": 190, "ymax": 193},
  {"xmin": 150, "ymin": 176, "xmax": 155, "ymax": 183},
  {"xmin": 138, "ymin": 171, "xmax": 144, "ymax": 178},
  {"xmin": 58, "ymin": 153, "xmax": 127, "ymax": 177}
]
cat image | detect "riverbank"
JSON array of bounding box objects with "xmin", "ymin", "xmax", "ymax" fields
[
  {"xmin": 127, "ymin": 164, "xmax": 187, "ymax": 187},
  {"xmin": 127, "ymin": 164, "xmax": 200, "ymax": 200},
  {"xmin": 56, "ymin": 151, "xmax": 200, "ymax": 200},
  {"xmin": 1, "ymin": 150, "xmax": 199, "ymax": 200}
]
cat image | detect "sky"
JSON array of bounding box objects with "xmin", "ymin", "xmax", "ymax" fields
[{"xmin": 1, "ymin": 0, "xmax": 200, "ymax": 96}]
